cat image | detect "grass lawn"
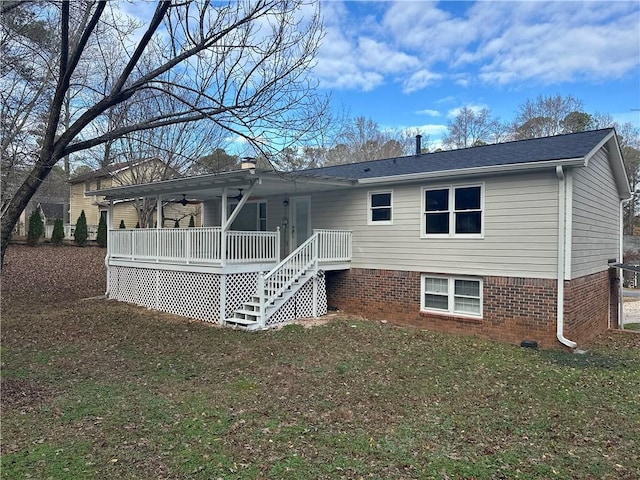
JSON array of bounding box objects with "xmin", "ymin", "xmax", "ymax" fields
[{"xmin": 1, "ymin": 245, "xmax": 639, "ymax": 479}]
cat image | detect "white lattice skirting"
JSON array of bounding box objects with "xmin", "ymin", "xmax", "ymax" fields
[{"xmin": 108, "ymin": 266, "xmax": 327, "ymax": 326}]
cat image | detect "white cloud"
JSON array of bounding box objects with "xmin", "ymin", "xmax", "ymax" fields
[
  {"xmin": 403, "ymin": 69, "xmax": 443, "ymax": 93},
  {"xmin": 315, "ymin": 0, "xmax": 640, "ymax": 93},
  {"xmin": 446, "ymin": 104, "xmax": 489, "ymax": 118},
  {"xmin": 415, "ymin": 109, "xmax": 441, "ymax": 117}
]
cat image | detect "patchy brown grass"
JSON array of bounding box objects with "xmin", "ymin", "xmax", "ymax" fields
[{"xmin": 1, "ymin": 245, "xmax": 639, "ymax": 479}]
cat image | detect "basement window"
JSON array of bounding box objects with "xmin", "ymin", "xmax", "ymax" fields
[{"xmin": 421, "ymin": 275, "xmax": 483, "ymax": 317}]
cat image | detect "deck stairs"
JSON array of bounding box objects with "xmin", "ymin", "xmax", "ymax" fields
[{"xmin": 226, "ymin": 233, "xmax": 322, "ymax": 330}]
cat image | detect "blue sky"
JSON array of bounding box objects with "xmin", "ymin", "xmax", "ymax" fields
[{"xmin": 312, "ymin": 1, "xmax": 640, "ymax": 145}]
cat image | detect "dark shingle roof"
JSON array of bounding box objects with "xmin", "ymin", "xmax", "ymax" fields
[
  {"xmin": 69, "ymin": 161, "xmax": 135, "ymax": 183},
  {"xmin": 298, "ymin": 129, "xmax": 614, "ymax": 181}
]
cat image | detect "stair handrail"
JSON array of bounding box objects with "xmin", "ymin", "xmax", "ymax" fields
[{"xmin": 258, "ymin": 232, "xmax": 320, "ymax": 327}]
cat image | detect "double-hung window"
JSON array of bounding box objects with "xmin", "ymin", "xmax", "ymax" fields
[
  {"xmin": 423, "ymin": 185, "xmax": 483, "ymax": 237},
  {"xmin": 422, "ymin": 275, "xmax": 483, "ymax": 317},
  {"xmin": 369, "ymin": 191, "xmax": 392, "ymax": 224}
]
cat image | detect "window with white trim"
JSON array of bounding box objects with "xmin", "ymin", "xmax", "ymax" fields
[
  {"xmin": 421, "ymin": 275, "xmax": 483, "ymax": 317},
  {"xmin": 369, "ymin": 191, "xmax": 392, "ymax": 224},
  {"xmin": 423, "ymin": 185, "xmax": 483, "ymax": 237},
  {"xmin": 228, "ymin": 201, "xmax": 267, "ymax": 231}
]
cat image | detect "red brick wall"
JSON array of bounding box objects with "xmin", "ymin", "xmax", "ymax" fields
[
  {"xmin": 326, "ymin": 268, "xmax": 611, "ymax": 349},
  {"xmin": 563, "ymin": 270, "xmax": 612, "ymax": 345}
]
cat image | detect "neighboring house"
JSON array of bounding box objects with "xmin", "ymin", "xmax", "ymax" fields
[
  {"xmin": 92, "ymin": 129, "xmax": 630, "ymax": 349},
  {"xmin": 69, "ymin": 160, "xmax": 199, "ymax": 230},
  {"xmin": 14, "ymin": 166, "xmax": 69, "ymax": 236}
]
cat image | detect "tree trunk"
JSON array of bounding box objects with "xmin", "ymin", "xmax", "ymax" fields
[{"xmin": 1, "ymin": 156, "xmax": 56, "ymax": 269}]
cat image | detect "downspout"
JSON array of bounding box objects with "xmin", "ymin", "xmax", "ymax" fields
[
  {"xmin": 618, "ymin": 198, "xmax": 626, "ymax": 329},
  {"xmin": 556, "ymin": 166, "xmax": 577, "ymax": 349}
]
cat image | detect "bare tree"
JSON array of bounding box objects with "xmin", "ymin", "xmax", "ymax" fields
[
  {"xmin": 442, "ymin": 106, "xmax": 505, "ymax": 149},
  {"xmin": 512, "ymin": 94, "xmax": 584, "ymax": 139},
  {"xmin": 0, "ymin": 0, "xmax": 326, "ymax": 267}
]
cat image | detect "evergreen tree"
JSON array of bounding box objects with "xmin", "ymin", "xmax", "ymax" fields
[
  {"xmin": 51, "ymin": 218, "xmax": 65, "ymax": 246},
  {"xmin": 119, "ymin": 220, "xmax": 126, "ymax": 229},
  {"xmin": 26, "ymin": 209, "xmax": 44, "ymax": 246},
  {"xmin": 188, "ymin": 215, "xmax": 195, "ymax": 227},
  {"xmin": 96, "ymin": 214, "xmax": 107, "ymax": 248},
  {"xmin": 74, "ymin": 210, "xmax": 88, "ymax": 246},
  {"xmin": 174, "ymin": 219, "xmax": 181, "ymax": 228}
]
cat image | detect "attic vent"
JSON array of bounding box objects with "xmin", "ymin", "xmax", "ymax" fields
[{"xmin": 364, "ymin": 167, "xmax": 371, "ymax": 172}]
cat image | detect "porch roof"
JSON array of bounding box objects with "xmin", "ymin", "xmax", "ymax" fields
[{"xmin": 89, "ymin": 168, "xmax": 355, "ymax": 201}]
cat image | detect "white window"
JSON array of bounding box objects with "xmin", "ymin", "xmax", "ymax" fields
[
  {"xmin": 369, "ymin": 191, "xmax": 392, "ymax": 224},
  {"xmin": 423, "ymin": 185, "xmax": 483, "ymax": 237},
  {"xmin": 421, "ymin": 275, "xmax": 483, "ymax": 317},
  {"xmin": 228, "ymin": 201, "xmax": 267, "ymax": 231}
]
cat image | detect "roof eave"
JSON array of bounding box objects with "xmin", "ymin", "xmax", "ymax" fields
[
  {"xmin": 356, "ymin": 157, "xmax": 587, "ymax": 185},
  {"xmin": 87, "ymin": 169, "xmax": 356, "ymax": 200}
]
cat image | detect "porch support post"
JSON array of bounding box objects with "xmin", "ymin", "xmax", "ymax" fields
[
  {"xmin": 156, "ymin": 195, "xmax": 162, "ymax": 263},
  {"xmin": 221, "ymin": 187, "xmax": 227, "ymax": 266},
  {"xmin": 105, "ymin": 199, "xmax": 113, "ymax": 296},
  {"xmin": 156, "ymin": 195, "xmax": 163, "ymax": 228},
  {"xmin": 220, "ymin": 273, "xmax": 227, "ymax": 325},
  {"xmin": 222, "ymin": 180, "xmax": 258, "ymax": 231}
]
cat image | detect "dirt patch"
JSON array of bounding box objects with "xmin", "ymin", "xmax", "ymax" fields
[{"xmin": 0, "ymin": 378, "xmax": 56, "ymax": 410}]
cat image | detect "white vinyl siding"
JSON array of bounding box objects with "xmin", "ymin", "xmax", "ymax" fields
[
  {"xmin": 571, "ymin": 147, "xmax": 621, "ymax": 278},
  {"xmin": 309, "ymin": 170, "xmax": 560, "ymax": 279},
  {"xmin": 422, "ymin": 275, "xmax": 483, "ymax": 317}
]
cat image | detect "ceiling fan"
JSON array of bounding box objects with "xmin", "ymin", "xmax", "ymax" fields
[
  {"xmin": 216, "ymin": 189, "xmax": 244, "ymax": 201},
  {"xmin": 176, "ymin": 194, "xmax": 199, "ymax": 206}
]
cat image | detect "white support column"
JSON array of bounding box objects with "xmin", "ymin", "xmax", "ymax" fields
[
  {"xmin": 219, "ymin": 273, "xmax": 227, "ymax": 325},
  {"xmin": 221, "ymin": 188, "xmax": 227, "ymax": 266},
  {"xmin": 105, "ymin": 200, "xmax": 113, "ymax": 296},
  {"xmin": 156, "ymin": 195, "xmax": 162, "ymax": 262}
]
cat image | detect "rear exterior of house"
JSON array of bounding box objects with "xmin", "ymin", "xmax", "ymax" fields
[
  {"xmin": 319, "ymin": 146, "xmax": 623, "ymax": 348},
  {"xmin": 93, "ymin": 129, "xmax": 629, "ymax": 349}
]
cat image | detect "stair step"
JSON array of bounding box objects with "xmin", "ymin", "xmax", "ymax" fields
[
  {"xmin": 225, "ymin": 317, "xmax": 259, "ymax": 326},
  {"xmin": 234, "ymin": 309, "xmax": 261, "ymax": 318}
]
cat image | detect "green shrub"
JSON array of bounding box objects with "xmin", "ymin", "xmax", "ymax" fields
[
  {"xmin": 51, "ymin": 218, "xmax": 65, "ymax": 246},
  {"xmin": 96, "ymin": 214, "xmax": 107, "ymax": 248},
  {"xmin": 174, "ymin": 219, "xmax": 180, "ymax": 228},
  {"xmin": 74, "ymin": 210, "xmax": 88, "ymax": 246},
  {"xmin": 135, "ymin": 221, "xmax": 140, "ymax": 228},
  {"xmin": 188, "ymin": 215, "xmax": 195, "ymax": 228},
  {"xmin": 119, "ymin": 220, "xmax": 126, "ymax": 229},
  {"xmin": 26, "ymin": 209, "xmax": 44, "ymax": 246}
]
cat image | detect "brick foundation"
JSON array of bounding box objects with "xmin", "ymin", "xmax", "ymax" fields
[
  {"xmin": 563, "ymin": 270, "xmax": 614, "ymax": 345},
  {"xmin": 326, "ymin": 268, "xmax": 612, "ymax": 349}
]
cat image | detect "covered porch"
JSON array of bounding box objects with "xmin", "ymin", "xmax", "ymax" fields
[{"xmin": 91, "ymin": 168, "xmax": 354, "ymax": 328}]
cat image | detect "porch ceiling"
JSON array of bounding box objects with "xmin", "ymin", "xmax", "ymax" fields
[{"xmin": 88, "ymin": 169, "xmax": 356, "ymax": 201}]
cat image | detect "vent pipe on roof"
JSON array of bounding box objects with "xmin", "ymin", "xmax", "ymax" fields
[{"xmin": 415, "ymin": 135, "xmax": 422, "ymax": 156}]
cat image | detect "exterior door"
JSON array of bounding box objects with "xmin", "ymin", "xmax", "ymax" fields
[{"xmin": 290, "ymin": 196, "xmax": 311, "ymax": 250}]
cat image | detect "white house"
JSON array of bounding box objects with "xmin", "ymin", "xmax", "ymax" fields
[{"xmin": 92, "ymin": 128, "xmax": 630, "ymax": 349}]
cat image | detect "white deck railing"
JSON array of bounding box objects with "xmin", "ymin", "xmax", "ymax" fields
[
  {"xmin": 109, "ymin": 227, "xmax": 279, "ymax": 265},
  {"xmin": 314, "ymin": 229, "xmax": 352, "ymax": 262},
  {"xmin": 256, "ymin": 229, "xmax": 352, "ymax": 325}
]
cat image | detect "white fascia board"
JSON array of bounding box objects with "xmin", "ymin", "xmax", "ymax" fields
[
  {"xmin": 87, "ymin": 170, "xmax": 256, "ymax": 199},
  {"xmin": 357, "ymin": 157, "xmax": 587, "ymax": 185}
]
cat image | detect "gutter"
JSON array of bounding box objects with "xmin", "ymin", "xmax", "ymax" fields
[{"xmin": 556, "ymin": 166, "xmax": 577, "ymax": 349}]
